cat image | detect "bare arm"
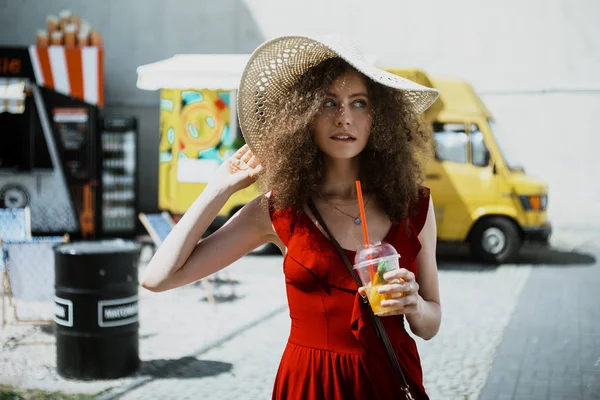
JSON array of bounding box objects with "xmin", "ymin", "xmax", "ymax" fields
[
  {"xmin": 405, "ymin": 196, "xmax": 442, "ymax": 340},
  {"xmin": 370, "ymin": 196, "xmax": 442, "ymax": 340},
  {"xmin": 141, "ymin": 145, "xmax": 280, "ymax": 292}
]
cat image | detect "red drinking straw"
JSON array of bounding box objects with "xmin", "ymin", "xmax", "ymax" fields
[{"xmin": 355, "ymin": 180, "xmax": 374, "ymax": 282}]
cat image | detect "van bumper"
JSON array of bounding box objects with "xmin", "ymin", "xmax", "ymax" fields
[{"xmin": 522, "ymin": 223, "xmax": 552, "ymax": 244}]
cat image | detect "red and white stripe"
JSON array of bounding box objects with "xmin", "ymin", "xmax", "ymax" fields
[{"xmin": 28, "ymin": 45, "xmax": 104, "ymax": 106}]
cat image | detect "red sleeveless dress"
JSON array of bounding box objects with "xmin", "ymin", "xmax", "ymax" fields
[{"xmin": 269, "ymin": 188, "xmax": 431, "ymax": 400}]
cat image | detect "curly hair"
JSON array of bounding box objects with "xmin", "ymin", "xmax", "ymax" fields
[{"xmin": 257, "ymin": 57, "xmax": 433, "ymax": 223}]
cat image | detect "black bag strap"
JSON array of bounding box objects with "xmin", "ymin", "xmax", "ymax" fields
[{"xmin": 307, "ymin": 199, "xmax": 414, "ymax": 400}]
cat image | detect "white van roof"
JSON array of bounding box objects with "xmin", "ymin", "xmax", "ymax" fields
[
  {"xmin": 136, "ymin": 54, "xmax": 251, "ymax": 91},
  {"xmin": 136, "ymin": 53, "xmax": 380, "ymax": 91}
]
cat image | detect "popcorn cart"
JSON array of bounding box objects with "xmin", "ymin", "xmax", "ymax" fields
[{"xmin": 0, "ymin": 11, "xmax": 137, "ymax": 238}]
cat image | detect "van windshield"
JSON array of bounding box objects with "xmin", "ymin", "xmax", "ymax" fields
[{"xmin": 488, "ymin": 119, "xmax": 523, "ymax": 172}]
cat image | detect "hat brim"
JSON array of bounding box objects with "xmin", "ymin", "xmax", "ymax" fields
[{"xmin": 237, "ymin": 34, "xmax": 440, "ymax": 159}]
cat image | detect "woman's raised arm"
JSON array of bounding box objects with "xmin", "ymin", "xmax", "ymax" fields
[{"xmin": 141, "ymin": 145, "xmax": 279, "ymax": 292}]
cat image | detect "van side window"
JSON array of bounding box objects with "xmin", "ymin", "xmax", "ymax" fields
[
  {"xmin": 433, "ymin": 122, "xmax": 468, "ymax": 164},
  {"xmin": 471, "ymin": 124, "xmax": 490, "ymax": 167}
]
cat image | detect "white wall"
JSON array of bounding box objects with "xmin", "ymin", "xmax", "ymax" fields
[
  {"xmin": 244, "ymin": 0, "xmax": 600, "ymax": 89},
  {"xmin": 1, "ymin": 0, "xmax": 598, "ymax": 246},
  {"xmin": 235, "ymin": 0, "xmax": 600, "ymax": 246}
]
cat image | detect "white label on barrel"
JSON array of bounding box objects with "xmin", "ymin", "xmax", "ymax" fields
[
  {"xmin": 54, "ymin": 296, "xmax": 73, "ymax": 327},
  {"xmin": 98, "ymin": 295, "xmax": 139, "ymax": 328}
]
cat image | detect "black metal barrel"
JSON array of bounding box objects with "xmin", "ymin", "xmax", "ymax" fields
[{"xmin": 53, "ymin": 240, "xmax": 141, "ymax": 380}]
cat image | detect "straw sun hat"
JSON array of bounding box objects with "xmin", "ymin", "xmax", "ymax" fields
[{"xmin": 237, "ymin": 34, "xmax": 440, "ymax": 159}]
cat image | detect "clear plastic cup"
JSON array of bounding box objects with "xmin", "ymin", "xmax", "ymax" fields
[{"xmin": 353, "ymin": 241, "xmax": 404, "ymax": 316}]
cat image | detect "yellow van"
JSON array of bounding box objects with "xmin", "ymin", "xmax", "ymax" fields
[
  {"xmin": 386, "ymin": 69, "xmax": 551, "ymax": 263},
  {"xmin": 141, "ymin": 56, "xmax": 550, "ymax": 262}
]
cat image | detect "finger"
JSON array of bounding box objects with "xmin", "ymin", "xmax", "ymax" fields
[
  {"xmin": 248, "ymin": 164, "xmax": 264, "ymax": 178},
  {"xmin": 388, "ymin": 291, "xmax": 405, "ymax": 299},
  {"xmin": 378, "ymin": 304, "xmax": 419, "ymax": 317},
  {"xmin": 411, "ymin": 281, "xmax": 419, "ymax": 293},
  {"xmin": 358, "ymin": 287, "xmax": 367, "ymax": 297},
  {"xmin": 384, "ymin": 268, "xmax": 415, "ymax": 283},
  {"xmin": 246, "ymin": 155, "xmax": 260, "ymax": 168},
  {"xmin": 241, "ymin": 150, "xmax": 253, "ymax": 164},
  {"xmin": 230, "ymin": 158, "xmax": 248, "ymax": 170},
  {"xmin": 377, "ymin": 282, "xmax": 413, "ymax": 294},
  {"xmin": 377, "ymin": 308, "xmax": 405, "ymax": 317},
  {"xmin": 234, "ymin": 144, "xmax": 250, "ymax": 157},
  {"xmin": 388, "ymin": 280, "xmax": 419, "ymax": 295},
  {"xmin": 381, "ymin": 294, "xmax": 418, "ymax": 308}
]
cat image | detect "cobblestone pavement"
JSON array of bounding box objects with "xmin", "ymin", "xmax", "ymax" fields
[
  {"xmin": 119, "ymin": 255, "xmax": 533, "ymax": 400},
  {"xmin": 417, "ymin": 263, "xmax": 531, "ymax": 399},
  {"xmin": 0, "ymin": 248, "xmax": 288, "ymax": 396},
  {"xmin": 118, "ymin": 309, "xmax": 289, "ymax": 400},
  {"xmin": 480, "ymin": 247, "xmax": 600, "ymax": 400},
  {"xmin": 2, "ymin": 240, "xmax": 597, "ymax": 400}
]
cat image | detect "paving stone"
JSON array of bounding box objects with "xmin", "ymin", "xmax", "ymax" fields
[{"xmin": 480, "ymin": 246, "xmax": 600, "ymax": 400}]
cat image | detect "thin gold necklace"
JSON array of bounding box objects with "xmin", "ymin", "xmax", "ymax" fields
[{"xmin": 316, "ymin": 192, "xmax": 370, "ymax": 225}]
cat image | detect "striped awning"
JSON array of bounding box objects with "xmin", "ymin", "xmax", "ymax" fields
[
  {"xmin": 28, "ymin": 46, "xmax": 104, "ymax": 106},
  {"xmin": 0, "ymin": 78, "xmax": 26, "ymax": 114}
]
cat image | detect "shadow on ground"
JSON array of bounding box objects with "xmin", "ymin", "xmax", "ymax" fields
[
  {"xmin": 38, "ymin": 325, "xmax": 53, "ymax": 335},
  {"xmin": 139, "ymin": 357, "xmax": 232, "ymax": 379},
  {"xmin": 437, "ymin": 243, "xmax": 597, "ymax": 271},
  {"xmin": 199, "ymin": 293, "xmax": 244, "ymax": 303},
  {"xmin": 191, "ymin": 274, "xmax": 241, "ymax": 289},
  {"xmin": 248, "ymin": 241, "xmax": 597, "ymax": 269}
]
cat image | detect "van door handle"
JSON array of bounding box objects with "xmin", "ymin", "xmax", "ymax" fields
[{"xmin": 426, "ymin": 174, "xmax": 441, "ymax": 180}]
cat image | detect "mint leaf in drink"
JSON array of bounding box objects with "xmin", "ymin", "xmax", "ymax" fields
[{"xmin": 377, "ymin": 259, "xmax": 388, "ymax": 281}]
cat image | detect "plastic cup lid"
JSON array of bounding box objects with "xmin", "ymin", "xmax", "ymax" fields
[{"xmin": 353, "ymin": 254, "xmax": 400, "ymax": 270}]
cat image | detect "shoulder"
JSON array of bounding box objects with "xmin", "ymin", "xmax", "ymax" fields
[
  {"xmin": 230, "ymin": 192, "xmax": 272, "ymax": 232},
  {"xmin": 409, "ymin": 185, "xmax": 431, "ymax": 236},
  {"xmin": 265, "ymin": 191, "xmax": 296, "ymax": 248},
  {"xmin": 265, "ymin": 190, "xmax": 299, "ymax": 217}
]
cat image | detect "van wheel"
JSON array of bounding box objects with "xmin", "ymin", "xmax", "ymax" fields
[{"xmin": 469, "ymin": 217, "xmax": 521, "ymax": 264}]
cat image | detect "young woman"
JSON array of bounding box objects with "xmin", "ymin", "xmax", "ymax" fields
[{"xmin": 142, "ymin": 34, "xmax": 442, "ymax": 399}]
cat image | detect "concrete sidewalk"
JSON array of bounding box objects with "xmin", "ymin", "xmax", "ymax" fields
[
  {"xmin": 0, "ymin": 251, "xmax": 288, "ymax": 398},
  {"xmin": 480, "ymin": 246, "xmax": 600, "ymax": 400},
  {"xmin": 1, "ymin": 241, "xmax": 598, "ymax": 399}
]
